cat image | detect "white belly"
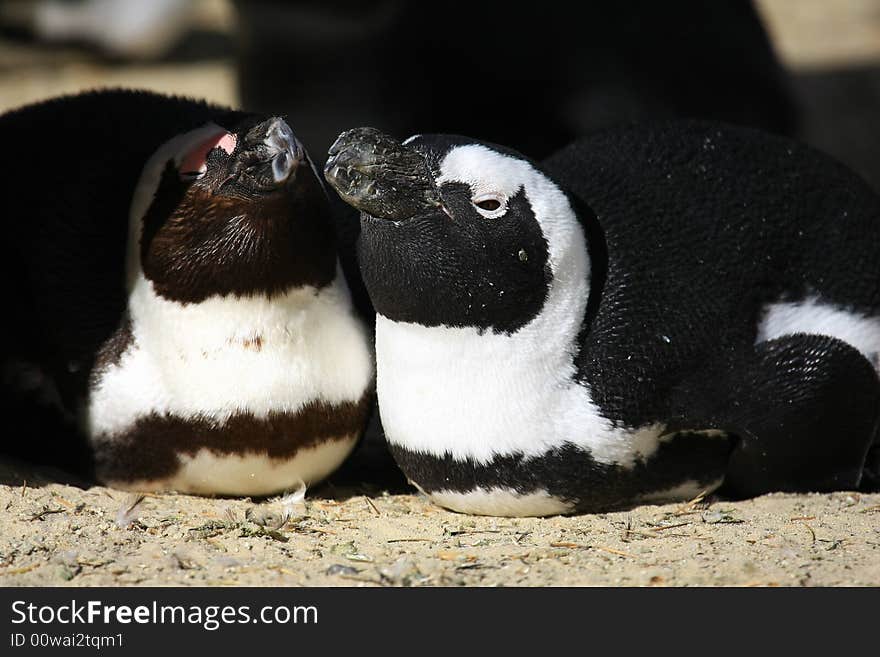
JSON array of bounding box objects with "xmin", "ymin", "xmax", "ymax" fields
[
  {"xmin": 375, "ymin": 313, "xmax": 665, "ymax": 468},
  {"xmin": 87, "ymin": 274, "xmax": 373, "ymax": 494}
]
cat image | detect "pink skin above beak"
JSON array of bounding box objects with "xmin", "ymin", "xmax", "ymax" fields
[{"xmin": 178, "ymin": 130, "xmax": 237, "ymax": 177}]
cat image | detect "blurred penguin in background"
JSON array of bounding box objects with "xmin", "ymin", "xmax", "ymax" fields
[
  {"xmin": 0, "ymin": 1, "xmax": 800, "ymax": 158},
  {"xmin": 0, "ymin": 0, "xmax": 198, "ymax": 59},
  {"xmin": 234, "ymin": 0, "xmax": 799, "ymax": 161}
]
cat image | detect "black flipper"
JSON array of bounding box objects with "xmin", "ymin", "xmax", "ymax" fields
[{"xmin": 716, "ymin": 334, "xmax": 880, "ymax": 498}]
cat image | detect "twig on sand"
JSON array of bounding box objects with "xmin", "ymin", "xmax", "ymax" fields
[
  {"xmin": 28, "ymin": 506, "xmax": 65, "ymax": 521},
  {"xmin": 798, "ymin": 521, "xmax": 817, "ymax": 544},
  {"xmin": 672, "ymin": 489, "xmax": 710, "ymax": 516},
  {"xmin": 0, "ymin": 563, "xmax": 41, "ymax": 576},
  {"xmin": 364, "ymin": 497, "xmax": 381, "ymax": 516},
  {"xmin": 269, "ymin": 566, "xmax": 299, "ymax": 579},
  {"xmin": 52, "ymin": 496, "xmax": 78, "ymax": 509},
  {"xmin": 446, "ymin": 528, "xmax": 502, "ymax": 536},
  {"xmin": 549, "ymin": 541, "xmax": 636, "ymax": 559},
  {"xmin": 649, "ymin": 521, "xmax": 691, "ymax": 532},
  {"xmin": 304, "ymin": 526, "xmax": 337, "ymax": 535},
  {"xmin": 622, "ymin": 520, "xmax": 695, "ymax": 540},
  {"xmin": 592, "ymin": 546, "xmax": 637, "ymax": 558}
]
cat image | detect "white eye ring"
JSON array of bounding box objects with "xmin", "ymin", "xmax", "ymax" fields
[{"xmin": 472, "ymin": 192, "xmax": 508, "ymax": 218}]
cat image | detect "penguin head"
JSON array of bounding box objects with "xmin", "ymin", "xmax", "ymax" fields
[
  {"xmin": 138, "ymin": 116, "xmax": 336, "ymax": 303},
  {"xmin": 177, "ymin": 117, "xmax": 307, "ymax": 199},
  {"xmin": 324, "ymin": 128, "xmax": 589, "ymax": 333}
]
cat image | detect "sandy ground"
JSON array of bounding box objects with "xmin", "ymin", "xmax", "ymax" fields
[
  {"xmin": 1, "ymin": 460, "xmax": 878, "ymax": 587},
  {"xmin": 1, "ymin": 0, "xmax": 879, "ymax": 587}
]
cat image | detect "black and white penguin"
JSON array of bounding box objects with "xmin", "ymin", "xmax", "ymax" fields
[
  {"xmin": 235, "ymin": 1, "xmax": 796, "ymax": 161},
  {"xmin": 324, "ymin": 124, "xmax": 880, "ymax": 516},
  {"xmin": 2, "ymin": 90, "xmax": 373, "ymax": 495}
]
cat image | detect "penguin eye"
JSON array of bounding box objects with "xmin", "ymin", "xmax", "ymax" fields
[{"xmin": 472, "ymin": 193, "xmax": 507, "ymax": 217}]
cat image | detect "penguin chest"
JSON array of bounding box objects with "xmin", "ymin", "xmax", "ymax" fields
[
  {"xmin": 374, "ymin": 315, "xmax": 685, "ymax": 515},
  {"xmin": 86, "ymin": 280, "xmax": 374, "ymax": 494}
]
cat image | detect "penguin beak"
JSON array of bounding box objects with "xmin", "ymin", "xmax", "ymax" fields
[
  {"xmin": 227, "ymin": 117, "xmax": 307, "ymax": 194},
  {"xmin": 263, "ymin": 118, "xmax": 305, "ymax": 184},
  {"xmin": 323, "ymin": 127, "xmax": 442, "ymax": 220}
]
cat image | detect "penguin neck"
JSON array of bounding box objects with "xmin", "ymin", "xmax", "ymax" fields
[
  {"xmin": 375, "ymin": 207, "xmax": 598, "ymax": 464},
  {"xmin": 126, "ymin": 122, "xmax": 227, "ymax": 290},
  {"xmin": 128, "ymin": 267, "xmax": 353, "ymax": 356}
]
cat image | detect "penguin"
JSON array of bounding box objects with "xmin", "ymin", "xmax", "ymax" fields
[
  {"xmin": 323, "ymin": 124, "xmax": 880, "ymax": 516},
  {"xmin": 1, "ymin": 90, "xmax": 373, "ymax": 495},
  {"xmin": 235, "ymin": 0, "xmax": 796, "ymax": 161}
]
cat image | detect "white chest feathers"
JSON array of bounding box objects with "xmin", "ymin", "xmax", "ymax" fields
[
  {"xmin": 375, "ymin": 313, "xmax": 664, "ymax": 468},
  {"xmin": 87, "ymin": 272, "xmax": 374, "ymax": 494}
]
